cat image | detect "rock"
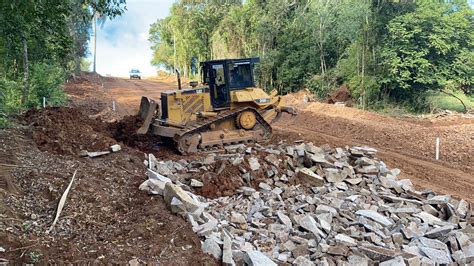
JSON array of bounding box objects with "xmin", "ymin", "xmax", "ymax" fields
[
  {"xmin": 413, "ymin": 212, "xmax": 443, "ymax": 225},
  {"xmin": 457, "ymin": 199, "xmax": 469, "ymax": 217},
  {"xmin": 425, "ymin": 195, "xmax": 450, "ymax": 205},
  {"xmin": 324, "ymin": 168, "xmax": 345, "ymax": 183},
  {"xmin": 292, "ymin": 243, "xmax": 310, "ymax": 258},
  {"xmin": 129, "ymin": 258, "xmax": 139, "ymax": 266},
  {"xmin": 203, "ymin": 154, "xmax": 216, "ymax": 165},
  {"xmin": 258, "ymin": 182, "xmax": 272, "ymax": 191},
  {"xmin": 232, "ymin": 157, "xmax": 244, "ymax": 166},
  {"xmin": 156, "ymin": 162, "xmax": 173, "ymax": 176},
  {"xmin": 244, "ymin": 250, "xmax": 277, "ymax": 266},
  {"xmin": 356, "ymin": 210, "xmax": 393, "ymax": 226},
  {"xmin": 222, "ymin": 232, "xmax": 235, "ymax": 265},
  {"xmin": 419, "ymin": 247, "xmax": 452, "ymax": 264},
  {"xmin": 170, "ymin": 197, "xmax": 186, "ymax": 214},
  {"xmin": 293, "ymin": 256, "xmax": 315, "ymax": 266},
  {"xmin": 139, "ymin": 178, "xmax": 166, "ymax": 195},
  {"xmin": 392, "ymin": 233, "xmax": 404, "ymax": 246},
  {"xmin": 297, "ymin": 215, "xmax": 326, "ymax": 238},
  {"xmin": 86, "ymin": 151, "xmax": 110, "ymax": 157},
  {"xmin": 147, "ymin": 169, "xmax": 172, "ymax": 184},
  {"xmin": 248, "ymin": 157, "xmax": 261, "ymax": 171},
  {"xmin": 277, "ymin": 211, "xmax": 292, "ymax": 228},
  {"xmin": 463, "ymin": 243, "xmax": 474, "ymax": 263},
  {"xmin": 0, "ymin": 247, "xmax": 5, "ymax": 253},
  {"xmin": 327, "ymin": 245, "xmax": 348, "ymax": 256},
  {"xmin": 110, "ymin": 144, "xmax": 121, "ymax": 152},
  {"xmin": 264, "ymin": 154, "xmax": 280, "ymax": 167},
  {"xmin": 345, "ymin": 177, "xmax": 363, "ymax": 185},
  {"xmin": 424, "ymin": 225, "xmax": 454, "ymax": 239},
  {"xmin": 356, "ymin": 165, "xmax": 379, "ymax": 174},
  {"xmin": 163, "ymin": 182, "xmax": 201, "ymax": 213},
  {"xmin": 316, "ymin": 213, "xmax": 332, "ymax": 233},
  {"xmin": 315, "ymin": 205, "xmax": 337, "ymax": 216},
  {"xmin": 379, "ymin": 256, "xmax": 406, "ymax": 266},
  {"xmin": 403, "ymin": 255, "xmax": 420, "ymax": 266},
  {"xmin": 240, "ymin": 186, "xmax": 256, "ymax": 196},
  {"xmin": 202, "ymin": 237, "xmax": 222, "ymax": 259},
  {"xmin": 190, "ymin": 179, "xmax": 204, "ymax": 188},
  {"xmin": 230, "ymin": 212, "xmax": 246, "ymax": 224},
  {"xmin": 347, "ymin": 255, "xmax": 369, "ymax": 266},
  {"xmin": 296, "ymin": 168, "xmax": 325, "ymax": 187},
  {"xmin": 359, "ymin": 244, "xmax": 397, "ymax": 261},
  {"xmin": 335, "ymin": 233, "xmax": 357, "ymax": 247}
]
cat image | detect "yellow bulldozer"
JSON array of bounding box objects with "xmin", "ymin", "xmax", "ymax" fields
[{"xmin": 137, "ymin": 57, "xmax": 296, "ymax": 154}]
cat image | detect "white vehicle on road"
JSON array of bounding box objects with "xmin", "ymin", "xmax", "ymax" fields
[{"xmin": 129, "ymin": 69, "xmax": 141, "ymax": 80}]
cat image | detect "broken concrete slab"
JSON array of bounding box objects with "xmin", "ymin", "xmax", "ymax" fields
[
  {"xmin": 190, "ymin": 179, "xmax": 204, "ymax": 188},
  {"xmin": 244, "ymin": 250, "xmax": 277, "ymax": 266},
  {"xmin": 248, "ymin": 157, "xmax": 261, "ymax": 171},
  {"xmin": 335, "ymin": 233, "xmax": 357, "ymax": 247},
  {"xmin": 202, "ymin": 237, "xmax": 222, "ymax": 259},
  {"xmin": 298, "ymin": 215, "xmax": 326, "ymax": 238},
  {"xmin": 163, "ymin": 182, "xmax": 201, "ymax": 213},
  {"xmin": 296, "ymin": 168, "xmax": 325, "ymax": 187},
  {"xmin": 356, "ymin": 210, "xmax": 393, "ymax": 226},
  {"xmin": 110, "ymin": 144, "xmax": 121, "ymax": 152}
]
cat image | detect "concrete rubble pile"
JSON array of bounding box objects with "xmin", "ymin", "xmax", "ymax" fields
[{"xmin": 139, "ymin": 142, "xmax": 474, "ymax": 265}]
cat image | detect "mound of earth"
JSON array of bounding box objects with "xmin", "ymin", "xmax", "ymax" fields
[
  {"xmin": 23, "ymin": 107, "xmax": 116, "ymax": 156},
  {"xmin": 327, "ymin": 85, "xmax": 352, "ymax": 105}
]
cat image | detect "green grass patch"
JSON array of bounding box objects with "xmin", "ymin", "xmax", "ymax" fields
[{"xmin": 427, "ymin": 91, "xmax": 474, "ymax": 113}]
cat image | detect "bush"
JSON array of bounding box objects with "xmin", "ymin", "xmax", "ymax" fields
[
  {"xmin": 27, "ymin": 63, "xmax": 67, "ymax": 108},
  {"xmin": 305, "ymin": 70, "xmax": 339, "ymax": 100},
  {"xmin": 0, "ymin": 79, "xmax": 22, "ymax": 128}
]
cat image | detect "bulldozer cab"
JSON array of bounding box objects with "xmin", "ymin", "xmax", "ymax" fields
[{"xmin": 201, "ymin": 57, "xmax": 259, "ymax": 109}]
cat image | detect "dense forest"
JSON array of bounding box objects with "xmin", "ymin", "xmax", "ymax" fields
[
  {"xmin": 0, "ymin": 0, "xmax": 126, "ymax": 126},
  {"xmin": 149, "ymin": 0, "xmax": 474, "ymax": 111}
]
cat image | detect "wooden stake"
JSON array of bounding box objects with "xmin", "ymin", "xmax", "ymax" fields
[{"xmin": 435, "ymin": 137, "xmax": 440, "ymax": 160}]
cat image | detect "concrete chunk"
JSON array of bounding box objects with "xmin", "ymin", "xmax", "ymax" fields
[
  {"xmin": 244, "ymin": 251, "xmax": 277, "ymax": 266},
  {"xmin": 222, "ymin": 232, "xmax": 235, "ymax": 265},
  {"xmin": 248, "ymin": 157, "xmax": 261, "ymax": 171},
  {"xmin": 379, "ymin": 256, "xmax": 406, "ymax": 266},
  {"xmin": 163, "ymin": 182, "xmax": 201, "ymax": 213},
  {"xmin": 202, "ymin": 237, "xmax": 222, "ymax": 259},
  {"xmin": 296, "ymin": 168, "xmax": 325, "ymax": 187},
  {"xmin": 356, "ymin": 210, "xmax": 393, "ymax": 226},
  {"xmin": 293, "ymin": 256, "xmax": 315, "ymax": 266},
  {"xmin": 335, "ymin": 233, "xmax": 357, "ymax": 247},
  {"xmin": 298, "ymin": 215, "xmax": 326, "ymax": 238}
]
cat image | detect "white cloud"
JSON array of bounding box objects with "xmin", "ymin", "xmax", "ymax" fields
[{"xmin": 88, "ymin": 0, "xmax": 174, "ymax": 77}]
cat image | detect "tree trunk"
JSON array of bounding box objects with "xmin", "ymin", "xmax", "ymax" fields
[
  {"xmin": 20, "ymin": 33, "xmax": 29, "ymax": 105},
  {"xmin": 441, "ymin": 89, "xmax": 468, "ymax": 113}
]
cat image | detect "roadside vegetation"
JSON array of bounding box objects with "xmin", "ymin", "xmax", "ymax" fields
[
  {"xmin": 0, "ymin": 0, "xmax": 126, "ymax": 128},
  {"xmin": 149, "ymin": 0, "xmax": 473, "ymax": 113}
]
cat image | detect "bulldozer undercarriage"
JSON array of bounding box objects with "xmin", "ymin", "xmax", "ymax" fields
[{"xmin": 173, "ymin": 107, "xmax": 272, "ymax": 154}]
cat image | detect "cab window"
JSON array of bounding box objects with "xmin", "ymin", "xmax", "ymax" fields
[{"xmin": 228, "ymin": 63, "xmax": 253, "ymax": 89}]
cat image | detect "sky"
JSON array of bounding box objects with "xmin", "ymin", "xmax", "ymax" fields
[
  {"xmin": 87, "ymin": 0, "xmax": 174, "ymax": 77},
  {"xmin": 91, "ymin": 0, "xmax": 474, "ymax": 77}
]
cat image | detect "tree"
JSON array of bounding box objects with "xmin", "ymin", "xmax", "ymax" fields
[{"xmin": 381, "ymin": 1, "xmax": 474, "ymax": 107}]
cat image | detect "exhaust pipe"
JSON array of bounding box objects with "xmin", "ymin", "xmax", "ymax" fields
[{"xmin": 175, "ymin": 69, "xmax": 181, "ymax": 90}]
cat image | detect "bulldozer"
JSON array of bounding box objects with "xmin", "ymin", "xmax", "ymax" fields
[{"xmin": 137, "ymin": 57, "xmax": 296, "ymax": 154}]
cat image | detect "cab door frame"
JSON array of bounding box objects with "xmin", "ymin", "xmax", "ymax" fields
[{"xmin": 208, "ymin": 62, "xmax": 231, "ymax": 109}]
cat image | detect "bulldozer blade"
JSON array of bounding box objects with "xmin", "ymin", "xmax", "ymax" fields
[
  {"xmin": 281, "ymin": 106, "xmax": 297, "ymax": 116},
  {"xmin": 137, "ymin": 96, "xmax": 158, "ymax": 135},
  {"xmin": 270, "ymin": 106, "xmax": 297, "ymax": 124}
]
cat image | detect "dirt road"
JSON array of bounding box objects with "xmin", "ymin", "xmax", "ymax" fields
[
  {"xmin": 101, "ymin": 76, "xmax": 176, "ymax": 116},
  {"xmin": 99, "ymin": 77, "xmax": 473, "ymax": 201}
]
